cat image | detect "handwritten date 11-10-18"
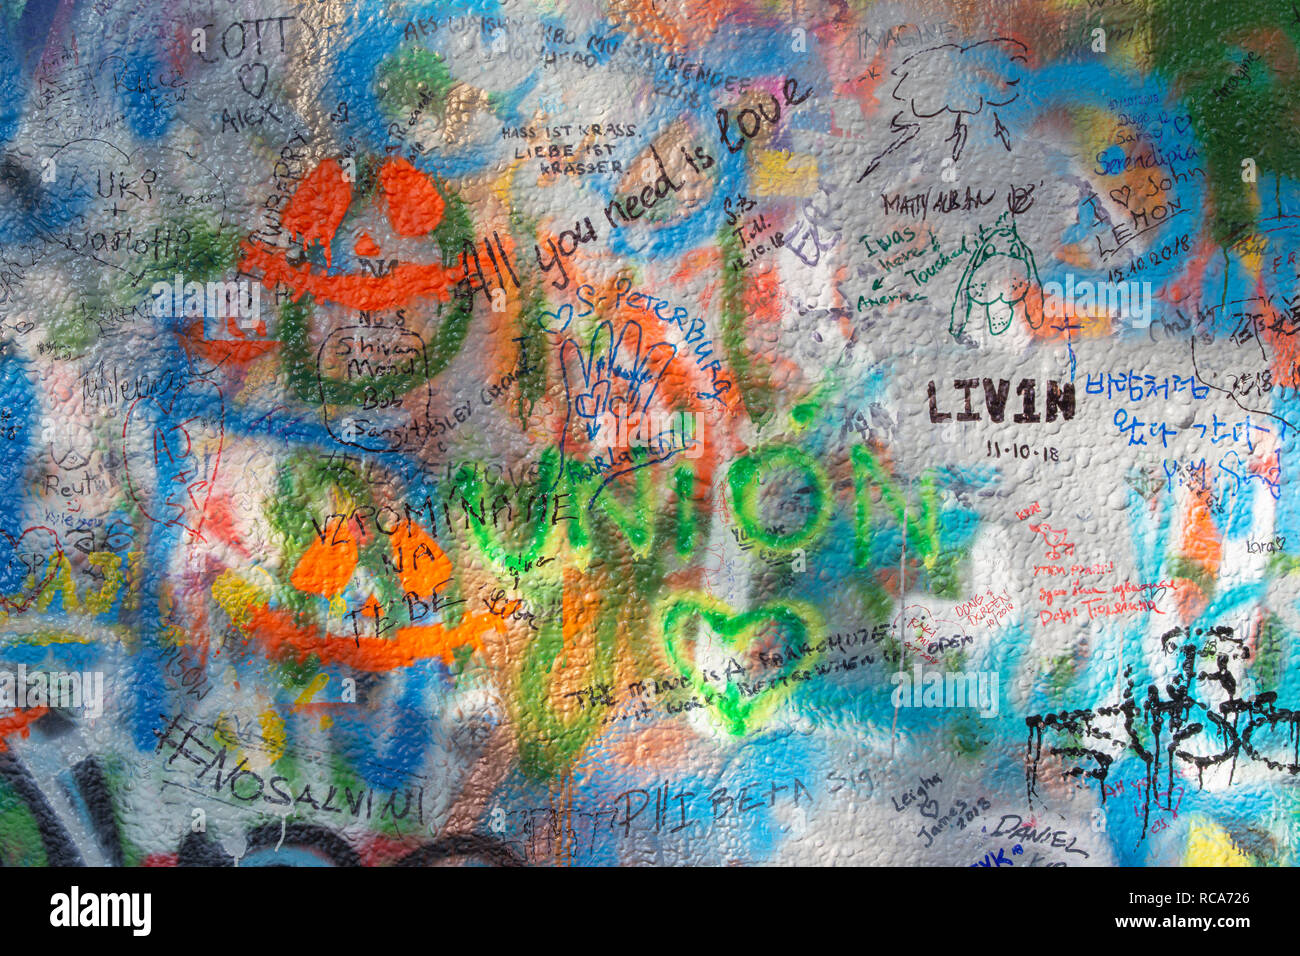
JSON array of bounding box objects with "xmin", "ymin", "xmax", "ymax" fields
[{"xmin": 987, "ymin": 442, "xmax": 1060, "ymax": 462}]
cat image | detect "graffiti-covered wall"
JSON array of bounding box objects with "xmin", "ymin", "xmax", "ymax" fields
[{"xmin": 0, "ymin": 0, "xmax": 1296, "ymax": 867}]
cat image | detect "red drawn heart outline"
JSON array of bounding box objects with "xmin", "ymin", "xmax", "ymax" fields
[
  {"xmin": 0, "ymin": 525, "xmax": 63, "ymax": 613},
  {"xmin": 122, "ymin": 383, "xmax": 225, "ymax": 541}
]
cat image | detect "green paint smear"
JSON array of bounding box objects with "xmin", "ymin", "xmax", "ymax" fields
[
  {"xmin": 506, "ymin": 208, "xmax": 551, "ymax": 424},
  {"xmin": 0, "ymin": 778, "xmax": 47, "ymax": 866},
  {"xmin": 661, "ymin": 598, "xmax": 818, "ymax": 736},
  {"xmin": 672, "ymin": 464, "xmax": 697, "ymax": 556},
  {"xmin": 1149, "ymin": 0, "xmax": 1300, "ymax": 245},
  {"xmin": 377, "ymin": 46, "xmax": 457, "ymax": 119},
  {"xmin": 1046, "ymin": 652, "xmax": 1078, "ymax": 701},
  {"xmin": 1253, "ymin": 613, "xmax": 1288, "ymax": 692},
  {"xmin": 791, "ymin": 401, "xmax": 818, "ymax": 425},
  {"xmin": 456, "ymin": 448, "xmax": 560, "ymax": 574},
  {"xmin": 46, "ymin": 213, "xmax": 242, "ymax": 353},
  {"xmin": 1166, "ymin": 555, "xmax": 1215, "ymax": 599},
  {"xmin": 728, "ymin": 444, "xmax": 830, "ymax": 552},
  {"xmin": 513, "ymin": 283, "xmax": 551, "ymax": 425},
  {"xmin": 511, "ymin": 467, "xmax": 677, "ymax": 779},
  {"xmin": 515, "ymin": 580, "xmax": 619, "ymax": 780},
  {"xmin": 135, "ymin": 214, "xmax": 244, "ymax": 288},
  {"xmin": 851, "ymin": 446, "xmax": 965, "ymax": 597},
  {"xmin": 947, "ymin": 710, "xmax": 994, "ymax": 759},
  {"xmin": 719, "ymin": 225, "xmax": 773, "ymax": 424},
  {"xmin": 101, "ymin": 755, "xmax": 146, "ymax": 867}
]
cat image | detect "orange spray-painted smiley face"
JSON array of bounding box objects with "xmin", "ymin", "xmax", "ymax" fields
[
  {"xmin": 240, "ymin": 155, "xmax": 464, "ymax": 313},
  {"xmin": 239, "ymin": 156, "xmax": 474, "ymax": 450}
]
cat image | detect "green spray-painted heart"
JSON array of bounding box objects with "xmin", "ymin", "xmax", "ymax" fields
[{"xmin": 660, "ymin": 593, "xmax": 822, "ymax": 735}]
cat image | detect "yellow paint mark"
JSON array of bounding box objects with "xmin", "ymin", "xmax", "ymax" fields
[
  {"xmin": 328, "ymin": 593, "xmax": 347, "ymax": 618},
  {"xmin": 752, "ymin": 150, "xmax": 818, "ymax": 197},
  {"xmin": 36, "ymin": 553, "xmax": 78, "ymax": 613},
  {"xmin": 213, "ymin": 713, "xmax": 245, "ymax": 766},
  {"xmin": 1240, "ymin": 180, "xmax": 1264, "ymax": 280},
  {"xmin": 83, "ymin": 552, "xmax": 123, "ymax": 615},
  {"xmin": 259, "ymin": 710, "xmax": 286, "ymax": 764},
  {"xmin": 295, "ymin": 672, "xmax": 330, "ymax": 707},
  {"xmin": 214, "ymin": 714, "xmax": 234, "ymax": 747},
  {"xmin": 1, "ymin": 630, "xmax": 94, "ymax": 647},
  {"xmin": 125, "ymin": 551, "xmax": 144, "ymax": 610},
  {"xmin": 212, "ymin": 570, "xmax": 264, "ymax": 628},
  {"xmin": 1185, "ymin": 817, "xmax": 1251, "ymax": 866}
]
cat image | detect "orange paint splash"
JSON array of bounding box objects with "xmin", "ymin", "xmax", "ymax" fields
[
  {"xmin": 391, "ymin": 522, "xmax": 452, "ymax": 598},
  {"xmin": 547, "ymin": 254, "xmax": 734, "ymax": 492},
  {"xmin": 354, "ymin": 232, "xmax": 381, "ymax": 257},
  {"xmin": 280, "ymin": 158, "xmax": 352, "ymax": 267},
  {"xmin": 1179, "ymin": 492, "xmax": 1223, "ymax": 576},
  {"xmin": 245, "ymin": 603, "xmax": 500, "ymax": 670},
  {"xmin": 380, "ymin": 157, "xmax": 446, "ymax": 237},
  {"xmin": 0, "ymin": 707, "xmax": 48, "ymax": 752},
  {"xmin": 1170, "ymin": 578, "xmax": 1209, "ymax": 625},
  {"xmin": 177, "ymin": 318, "xmax": 278, "ymax": 373},
  {"xmin": 844, "ymin": 50, "xmax": 892, "ymax": 120},
  {"xmin": 290, "ymin": 518, "xmax": 358, "ymax": 597},
  {"xmin": 1028, "ymin": 293, "xmax": 1116, "ymax": 341},
  {"xmin": 239, "ymin": 241, "xmax": 464, "ymax": 312},
  {"xmin": 239, "ymin": 155, "xmax": 464, "ymax": 311}
]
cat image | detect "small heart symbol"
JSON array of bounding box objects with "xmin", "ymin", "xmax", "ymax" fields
[
  {"xmin": 0, "ymin": 526, "xmax": 62, "ymax": 613},
  {"xmin": 573, "ymin": 383, "xmax": 611, "ymax": 423},
  {"xmin": 919, "ymin": 797, "xmax": 940, "ymax": 819},
  {"xmin": 237, "ymin": 62, "xmax": 268, "ymax": 99},
  {"xmin": 538, "ymin": 303, "xmax": 573, "ymax": 334},
  {"xmin": 1109, "ymin": 185, "xmax": 1131, "ymax": 207}
]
